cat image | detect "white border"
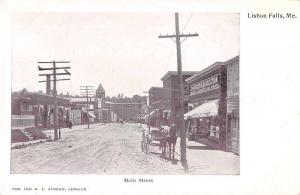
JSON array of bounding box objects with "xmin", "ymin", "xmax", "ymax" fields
[{"xmin": 1, "ymin": 1, "xmax": 300, "ymax": 195}]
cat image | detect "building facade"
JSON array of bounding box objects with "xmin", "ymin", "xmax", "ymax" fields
[
  {"xmin": 185, "ymin": 62, "xmax": 227, "ymax": 149},
  {"xmin": 11, "ymin": 92, "xmax": 70, "ymax": 129},
  {"xmin": 226, "ymin": 56, "xmax": 239, "ymax": 154},
  {"xmin": 149, "ymin": 87, "xmax": 164, "ymax": 106},
  {"xmin": 147, "ymin": 86, "xmax": 166, "ymax": 127},
  {"xmin": 107, "ymin": 102, "xmax": 142, "ymax": 122},
  {"xmin": 161, "ymin": 71, "xmax": 199, "ymax": 128}
]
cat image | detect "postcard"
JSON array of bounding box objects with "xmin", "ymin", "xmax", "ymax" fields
[{"xmin": 0, "ymin": 0, "xmax": 300, "ymax": 194}]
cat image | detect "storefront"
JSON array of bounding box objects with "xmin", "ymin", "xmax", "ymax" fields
[
  {"xmin": 11, "ymin": 92, "xmax": 70, "ymax": 129},
  {"xmin": 184, "ymin": 99, "xmax": 219, "ymax": 140},
  {"xmin": 185, "ymin": 61, "xmax": 227, "ymax": 150},
  {"xmin": 226, "ymin": 56, "xmax": 239, "ymax": 154}
]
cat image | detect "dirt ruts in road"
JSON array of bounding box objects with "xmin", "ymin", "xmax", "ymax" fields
[{"xmin": 11, "ymin": 123, "xmax": 183, "ymax": 174}]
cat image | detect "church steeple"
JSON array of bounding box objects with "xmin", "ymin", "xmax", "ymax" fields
[{"xmin": 96, "ymin": 83, "xmax": 105, "ymax": 98}]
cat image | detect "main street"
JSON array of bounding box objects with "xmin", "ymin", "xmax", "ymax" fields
[{"xmin": 11, "ymin": 123, "xmax": 239, "ymax": 174}]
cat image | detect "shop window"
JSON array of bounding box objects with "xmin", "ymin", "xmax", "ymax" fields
[{"xmin": 209, "ymin": 125, "xmax": 219, "ymax": 138}]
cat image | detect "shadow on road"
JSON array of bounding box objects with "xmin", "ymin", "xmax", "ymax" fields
[
  {"xmin": 150, "ymin": 151, "xmax": 161, "ymax": 155},
  {"xmin": 171, "ymin": 159, "xmax": 179, "ymax": 165}
]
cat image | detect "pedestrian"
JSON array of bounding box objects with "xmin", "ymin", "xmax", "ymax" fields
[
  {"xmin": 58, "ymin": 112, "xmax": 63, "ymax": 139},
  {"xmin": 69, "ymin": 120, "xmax": 73, "ymax": 129}
]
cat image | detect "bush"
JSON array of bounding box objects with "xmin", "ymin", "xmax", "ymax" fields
[{"xmin": 11, "ymin": 130, "xmax": 30, "ymax": 143}]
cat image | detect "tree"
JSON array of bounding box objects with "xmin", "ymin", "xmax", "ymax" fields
[{"xmin": 21, "ymin": 88, "xmax": 28, "ymax": 94}]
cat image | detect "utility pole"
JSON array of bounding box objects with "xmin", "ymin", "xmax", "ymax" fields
[
  {"xmin": 38, "ymin": 61, "xmax": 71, "ymax": 140},
  {"xmin": 159, "ymin": 13, "xmax": 198, "ymax": 170},
  {"xmin": 80, "ymin": 86, "xmax": 95, "ymax": 129},
  {"xmin": 143, "ymin": 91, "xmax": 151, "ymax": 134}
]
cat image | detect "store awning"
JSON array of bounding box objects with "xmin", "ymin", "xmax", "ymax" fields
[
  {"xmin": 163, "ymin": 109, "xmax": 170, "ymax": 113},
  {"xmin": 88, "ymin": 112, "xmax": 96, "ymax": 118},
  {"xmin": 142, "ymin": 115, "xmax": 149, "ymax": 119},
  {"xmin": 149, "ymin": 109, "xmax": 160, "ymax": 118},
  {"xmin": 184, "ymin": 99, "xmax": 219, "ymax": 120}
]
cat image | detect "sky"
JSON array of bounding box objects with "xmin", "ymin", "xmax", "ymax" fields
[{"xmin": 12, "ymin": 12, "xmax": 239, "ymax": 97}]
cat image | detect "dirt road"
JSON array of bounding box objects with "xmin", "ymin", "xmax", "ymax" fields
[{"xmin": 11, "ymin": 123, "xmax": 184, "ymax": 174}]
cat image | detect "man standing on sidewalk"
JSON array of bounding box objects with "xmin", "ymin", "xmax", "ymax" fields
[{"xmin": 58, "ymin": 112, "xmax": 62, "ymax": 139}]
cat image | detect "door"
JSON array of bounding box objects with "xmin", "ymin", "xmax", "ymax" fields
[
  {"xmin": 231, "ymin": 115, "xmax": 239, "ymax": 154},
  {"xmin": 226, "ymin": 115, "xmax": 232, "ymax": 152}
]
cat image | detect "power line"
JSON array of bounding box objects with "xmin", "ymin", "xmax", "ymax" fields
[
  {"xmin": 181, "ymin": 14, "xmax": 195, "ymax": 44},
  {"xmin": 181, "ymin": 14, "xmax": 194, "ymax": 32},
  {"xmin": 80, "ymin": 85, "xmax": 95, "ymax": 129},
  {"xmin": 161, "ymin": 47, "xmax": 175, "ymax": 76}
]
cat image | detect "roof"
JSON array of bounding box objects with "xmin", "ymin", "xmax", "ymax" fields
[
  {"xmin": 105, "ymin": 102, "xmax": 142, "ymax": 105},
  {"xmin": 185, "ymin": 62, "xmax": 224, "ymax": 83},
  {"xmin": 12, "ymin": 92, "xmax": 70, "ymax": 105},
  {"xmin": 67, "ymin": 97, "xmax": 96, "ymax": 103},
  {"xmin": 160, "ymin": 71, "xmax": 199, "ymax": 81},
  {"xmin": 96, "ymin": 83, "xmax": 105, "ymax": 92},
  {"xmin": 149, "ymin": 86, "xmax": 163, "ymax": 91},
  {"xmin": 185, "ymin": 55, "xmax": 239, "ymax": 83}
]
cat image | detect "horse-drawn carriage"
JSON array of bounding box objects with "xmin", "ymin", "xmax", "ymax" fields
[{"xmin": 141, "ymin": 125, "xmax": 177, "ymax": 160}]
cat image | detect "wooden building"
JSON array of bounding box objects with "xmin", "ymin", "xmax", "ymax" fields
[{"xmin": 11, "ymin": 92, "xmax": 70, "ymax": 129}]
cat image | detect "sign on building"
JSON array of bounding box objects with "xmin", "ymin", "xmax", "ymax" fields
[{"xmin": 190, "ymin": 74, "xmax": 220, "ymax": 95}]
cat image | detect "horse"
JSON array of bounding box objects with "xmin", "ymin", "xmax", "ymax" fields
[
  {"xmin": 159, "ymin": 126, "xmax": 177, "ymax": 160},
  {"xmin": 159, "ymin": 128, "xmax": 168, "ymax": 155}
]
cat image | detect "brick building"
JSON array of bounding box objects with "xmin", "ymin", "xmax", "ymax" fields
[
  {"xmin": 148, "ymin": 87, "xmax": 164, "ymax": 107},
  {"xmin": 160, "ymin": 71, "xmax": 199, "ymax": 127}
]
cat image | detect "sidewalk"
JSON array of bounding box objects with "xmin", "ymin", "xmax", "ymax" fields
[
  {"xmin": 142, "ymin": 124, "xmax": 239, "ymax": 174},
  {"xmin": 176, "ymin": 138, "xmax": 239, "ymax": 174},
  {"xmin": 11, "ymin": 139, "xmax": 50, "ymax": 149},
  {"xmin": 12, "ymin": 123, "xmax": 100, "ymax": 149}
]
